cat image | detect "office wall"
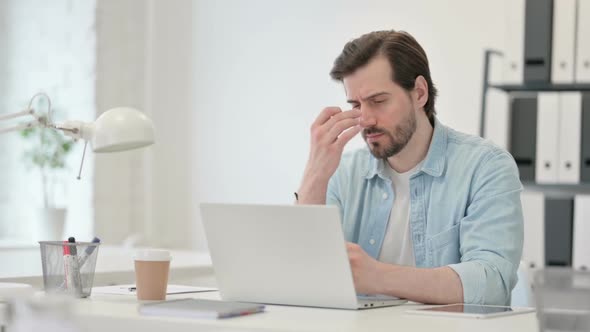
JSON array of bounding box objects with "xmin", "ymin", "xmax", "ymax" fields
[
  {"xmin": 94, "ymin": 0, "xmax": 152, "ymax": 245},
  {"xmin": 93, "ymin": 0, "xmax": 196, "ymax": 248},
  {"xmin": 0, "ymin": 1, "xmax": 514, "ymax": 250},
  {"xmin": 184, "ymin": 0, "xmax": 508, "ymax": 250},
  {"xmin": 93, "ymin": 0, "xmax": 510, "ymax": 250},
  {"xmin": 146, "ymin": 0, "xmax": 196, "ymax": 249}
]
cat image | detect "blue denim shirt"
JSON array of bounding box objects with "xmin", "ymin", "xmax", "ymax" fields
[{"xmin": 326, "ymin": 118, "xmax": 524, "ymax": 305}]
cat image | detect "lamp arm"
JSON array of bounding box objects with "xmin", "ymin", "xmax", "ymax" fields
[
  {"xmin": 0, "ymin": 93, "xmax": 53, "ymax": 135},
  {"xmin": 27, "ymin": 92, "xmax": 53, "ymax": 124},
  {"xmin": 52, "ymin": 121, "xmax": 94, "ymax": 181},
  {"xmin": 0, "ymin": 108, "xmax": 34, "ymax": 122},
  {"xmin": 54, "ymin": 121, "xmax": 93, "ymax": 141},
  {"xmin": 0, "ymin": 121, "xmax": 38, "ymax": 134}
]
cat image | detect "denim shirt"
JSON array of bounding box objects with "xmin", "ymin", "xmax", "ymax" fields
[{"xmin": 326, "ymin": 118, "xmax": 524, "ymax": 305}]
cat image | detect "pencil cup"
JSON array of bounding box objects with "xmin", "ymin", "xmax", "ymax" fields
[
  {"xmin": 39, "ymin": 241, "xmax": 100, "ymax": 298},
  {"xmin": 134, "ymin": 249, "xmax": 171, "ymax": 301}
]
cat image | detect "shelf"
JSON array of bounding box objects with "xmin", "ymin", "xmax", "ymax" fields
[
  {"xmin": 490, "ymin": 83, "xmax": 590, "ymax": 92},
  {"xmin": 522, "ymin": 183, "xmax": 590, "ymax": 196}
]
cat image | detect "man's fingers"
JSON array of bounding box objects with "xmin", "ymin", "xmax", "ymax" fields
[
  {"xmin": 347, "ymin": 242, "xmax": 361, "ymax": 266},
  {"xmin": 323, "ymin": 109, "xmax": 361, "ymax": 129},
  {"xmin": 336, "ymin": 125, "xmax": 362, "ymax": 147},
  {"xmin": 312, "ymin": 107, "xmax": 342, "ymax": 128},
  {"xmin": 324, "ymin": 118, "xmax": 361, "ymax": 144},
  {"xmin": 346, "ymin": 242, "xmax": 361, "ymax": 251}
]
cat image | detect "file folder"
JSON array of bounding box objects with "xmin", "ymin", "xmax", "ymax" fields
[
  {"xmin": 551, "ymin": 0, "xmax": 576, "ymax": 84},
  {"xmin": 510, "ymin": 95, "xmax": 537, "ymax": 182},
  {"xmin": 536, "ymin": 92, "xmax": 560, "ymax": 184},
  {"xmin": 524, "ymin": 0, "xmax": 554, "ymax": 83},
  {"xmin": 484, "ymin": 90, "xmax": 510, "ymax": 150},
  {"xmin": 503, "ymin": 0, "xmax": 526, "ymax": 84},
  {"xmin": 521, "ymin": 191, "xmax": 545, "ymax": 269},
  {"xmin": 557, "ymin": 92, "xmax": 582, "ymax": 183},
  {"xmin": 581, "ymin": 94, "xmax": 590, "ymax": 182},
  {"xmin": 545, "ymin": 198, "xmax": 573, "ymax": 267},
  {"xmin": 573, "ymin": 195, "xmax": 590, "ymax": 271},
  {"xmin": 575, "ymin": 0, "xmax": 590, "ymax": 83}
]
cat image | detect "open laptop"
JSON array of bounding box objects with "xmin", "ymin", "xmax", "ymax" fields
[{"xmin": 200, "ymin": 203, "xmax": 407, "ymax": 310}]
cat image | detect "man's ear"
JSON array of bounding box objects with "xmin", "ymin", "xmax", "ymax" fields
[{"xmin": 413, "ymin": 76, "xmax": 428, "ymax": 108}]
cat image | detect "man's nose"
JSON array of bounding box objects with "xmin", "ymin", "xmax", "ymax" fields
[{"xmin": 359, "ymin": 106, "xmax": 377, "ymax": 128}]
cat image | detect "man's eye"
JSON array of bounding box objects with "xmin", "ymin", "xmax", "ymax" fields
[
  {"xmin": 374, "ymin": 100, "xmax": 386, "ymax": 104},
  {"xmin": 352, "ymin": 104, "xmax": 360, "ymax": 109}
]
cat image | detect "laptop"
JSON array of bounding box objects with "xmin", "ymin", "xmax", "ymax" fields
[{"xmin": 200, "ymin": 203, "xmax": 407, "ymax": 310}]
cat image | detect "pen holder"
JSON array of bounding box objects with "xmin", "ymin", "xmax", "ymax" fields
[
  {"xmin": 534, "ymin": 267, "xmax": 590, "ymax": 332},
  {"xmin": 39, "ymin": 241, "xmax": 100, "ymax": 298}
]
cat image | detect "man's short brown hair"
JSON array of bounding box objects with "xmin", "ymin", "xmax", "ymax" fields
[{"xmin": 330, "ymin": 30, "xmax": 437, "ymax": 123}]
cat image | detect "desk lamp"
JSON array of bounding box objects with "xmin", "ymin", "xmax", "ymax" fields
[{"xmin": 0, "ymin": 93, "xmax": 155, "ymax": 178}]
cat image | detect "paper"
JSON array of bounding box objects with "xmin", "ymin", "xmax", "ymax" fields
[{"xmin": 92, "ymin": 284, "xmax": 217, "ymax": 295}]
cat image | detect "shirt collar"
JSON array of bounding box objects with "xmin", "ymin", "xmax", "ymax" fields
[{"xmin": 364, "ymin": 117, "xmax": 447, "ymax": 180}]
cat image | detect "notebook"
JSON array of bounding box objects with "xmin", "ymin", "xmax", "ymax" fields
[{"xmin": 139, "ymin": 298, "xmax": 265, "ymax": 319}]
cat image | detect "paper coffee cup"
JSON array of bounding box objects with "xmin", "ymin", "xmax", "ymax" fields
[{"xmin": 134, "ymin": 250, "xmax": 172, "ymax": 301}]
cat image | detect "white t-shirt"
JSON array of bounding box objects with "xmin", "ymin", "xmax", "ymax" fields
[{"xmin": 377, "ymin": 160, "xmax": 423, "ymax": 266}]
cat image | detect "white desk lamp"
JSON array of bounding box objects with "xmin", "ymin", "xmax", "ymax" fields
[{"xmin": 0, "ymin": 93, "xmax": 155, "ymax": 178}]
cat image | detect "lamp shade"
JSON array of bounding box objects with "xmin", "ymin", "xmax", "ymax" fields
[{"xmin": 89, "ymin": 107, "xmax": 155, "ymax": 153}]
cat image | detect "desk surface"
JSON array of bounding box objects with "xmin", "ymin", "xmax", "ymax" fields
[
  {"xmin": 2, "ymin": 248, "xmax": 540, "ymax": 331},
  {"xmin": 73, "ymin": 291, "xmax": 539, "ymax": 332}
]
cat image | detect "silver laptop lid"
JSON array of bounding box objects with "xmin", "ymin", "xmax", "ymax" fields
[{"xmin": 200, "ymin": 203, "xmax": 360, "ymax": 309}]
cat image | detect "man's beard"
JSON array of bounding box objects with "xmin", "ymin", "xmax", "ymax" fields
[{"xmin": 363, "ymin": 110, "xmax": 417, "ymax": 159}]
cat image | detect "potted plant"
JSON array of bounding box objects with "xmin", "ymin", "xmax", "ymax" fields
[{"xmin": 21, "ymin": 114, "xmax": 74, "ymax": 241}]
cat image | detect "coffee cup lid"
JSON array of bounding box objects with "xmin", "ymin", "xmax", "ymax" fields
[{"xmin": 134, "ymin": 249, "xmax": 172, "ymax": 261}]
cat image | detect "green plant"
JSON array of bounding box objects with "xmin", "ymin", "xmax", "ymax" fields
[{"xmin": 20, "ymin": 115, "xmax": 74, "ymax": 208}]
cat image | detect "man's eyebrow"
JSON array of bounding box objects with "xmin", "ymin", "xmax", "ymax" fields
[{"xmin": 346, "ymin": 92, "xmax": 390, "ymax": 104}]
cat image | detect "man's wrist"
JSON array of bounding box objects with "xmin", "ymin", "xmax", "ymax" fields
[
  {"xmin": 296, "ymin": 173, "xmax": 330, "ymax": 203},
  {"xmin": 295, "ymin": 191, "xmax": 326, "ymax": 204},
  {"xmin": 296, "ymin": 183, "xmax": 329, "ymax": 204},
  {"xmin": 375, "ymin": 262, "xmax": 389, "ymax": 294},
  {"xmin": 375, "ymin": 262, "xmax": 402, "ymax": 295}
]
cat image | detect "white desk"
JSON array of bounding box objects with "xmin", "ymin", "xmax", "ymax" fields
[
  {"xmin": 0, "ymin": 246, "xmax": 213, "ymax": 287},
  {"xmin": 1, "ymin": 247, "xmax": 540, "ymax": 331},
  {"xmin": 71, "ymin": 291, "xmax": 539, "ymax": 332}
]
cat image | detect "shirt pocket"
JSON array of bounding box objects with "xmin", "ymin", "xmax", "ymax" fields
[{"xmin": 426, "ymin": 223, "xmax": 461, "ymax": 267}]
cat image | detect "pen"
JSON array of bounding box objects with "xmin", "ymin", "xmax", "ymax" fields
[
  {"xmin": 66, "ymin": 237, "xmax": 83, "ymax": 296},
  {"xmin": 78, "ymin": 237, "xmax": 101, "ymax": 268},
  {"xmin": 68, "ymin": 237, "xmax": 77, "ymax": 256},
  {"xmin": 58, "ymin": 236, "xmax": 101, "ymax": 292},
  {"xmin": 63, "ymin": 240, "xmax": 73, "ymax": 292}
]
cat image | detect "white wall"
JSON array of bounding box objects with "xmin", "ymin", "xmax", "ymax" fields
[
  {"xmin": 94, "ymin": 0, "xmax": 152, "ymax": 245},
  {"xmin": 147, "ymin": 0, "xmax": 196, "ymax": 249},
  {"xmin": 184, "ymin": 0, "xmax": 508, "ymax": 250},
  {"xmin": 0, "ymin": 1, "xmax": 513, "ymax": 251},
  {"xmin": 91, "ymin": 0, "xmax": 510, "ymax": 251},
  {"xmin": 93, "ymin": 0, "xmax": 196, "ymax": 249}
]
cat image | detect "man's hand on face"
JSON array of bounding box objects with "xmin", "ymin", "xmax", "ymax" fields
[
  {"xmin": 346, "ymin": 242, "xmax": 383, "ymax": 295},
  {"xmin": 307, "ymin": 107, "xmax": 362, "ymax": 181},
  {"xmin": 298, "ymin": 108, "xmax": 362, "ymax": 204}
]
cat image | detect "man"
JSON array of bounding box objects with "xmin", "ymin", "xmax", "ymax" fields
[{"xmin": 296, "ymin": 30, "xmax": 523, "ymax": 305}]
